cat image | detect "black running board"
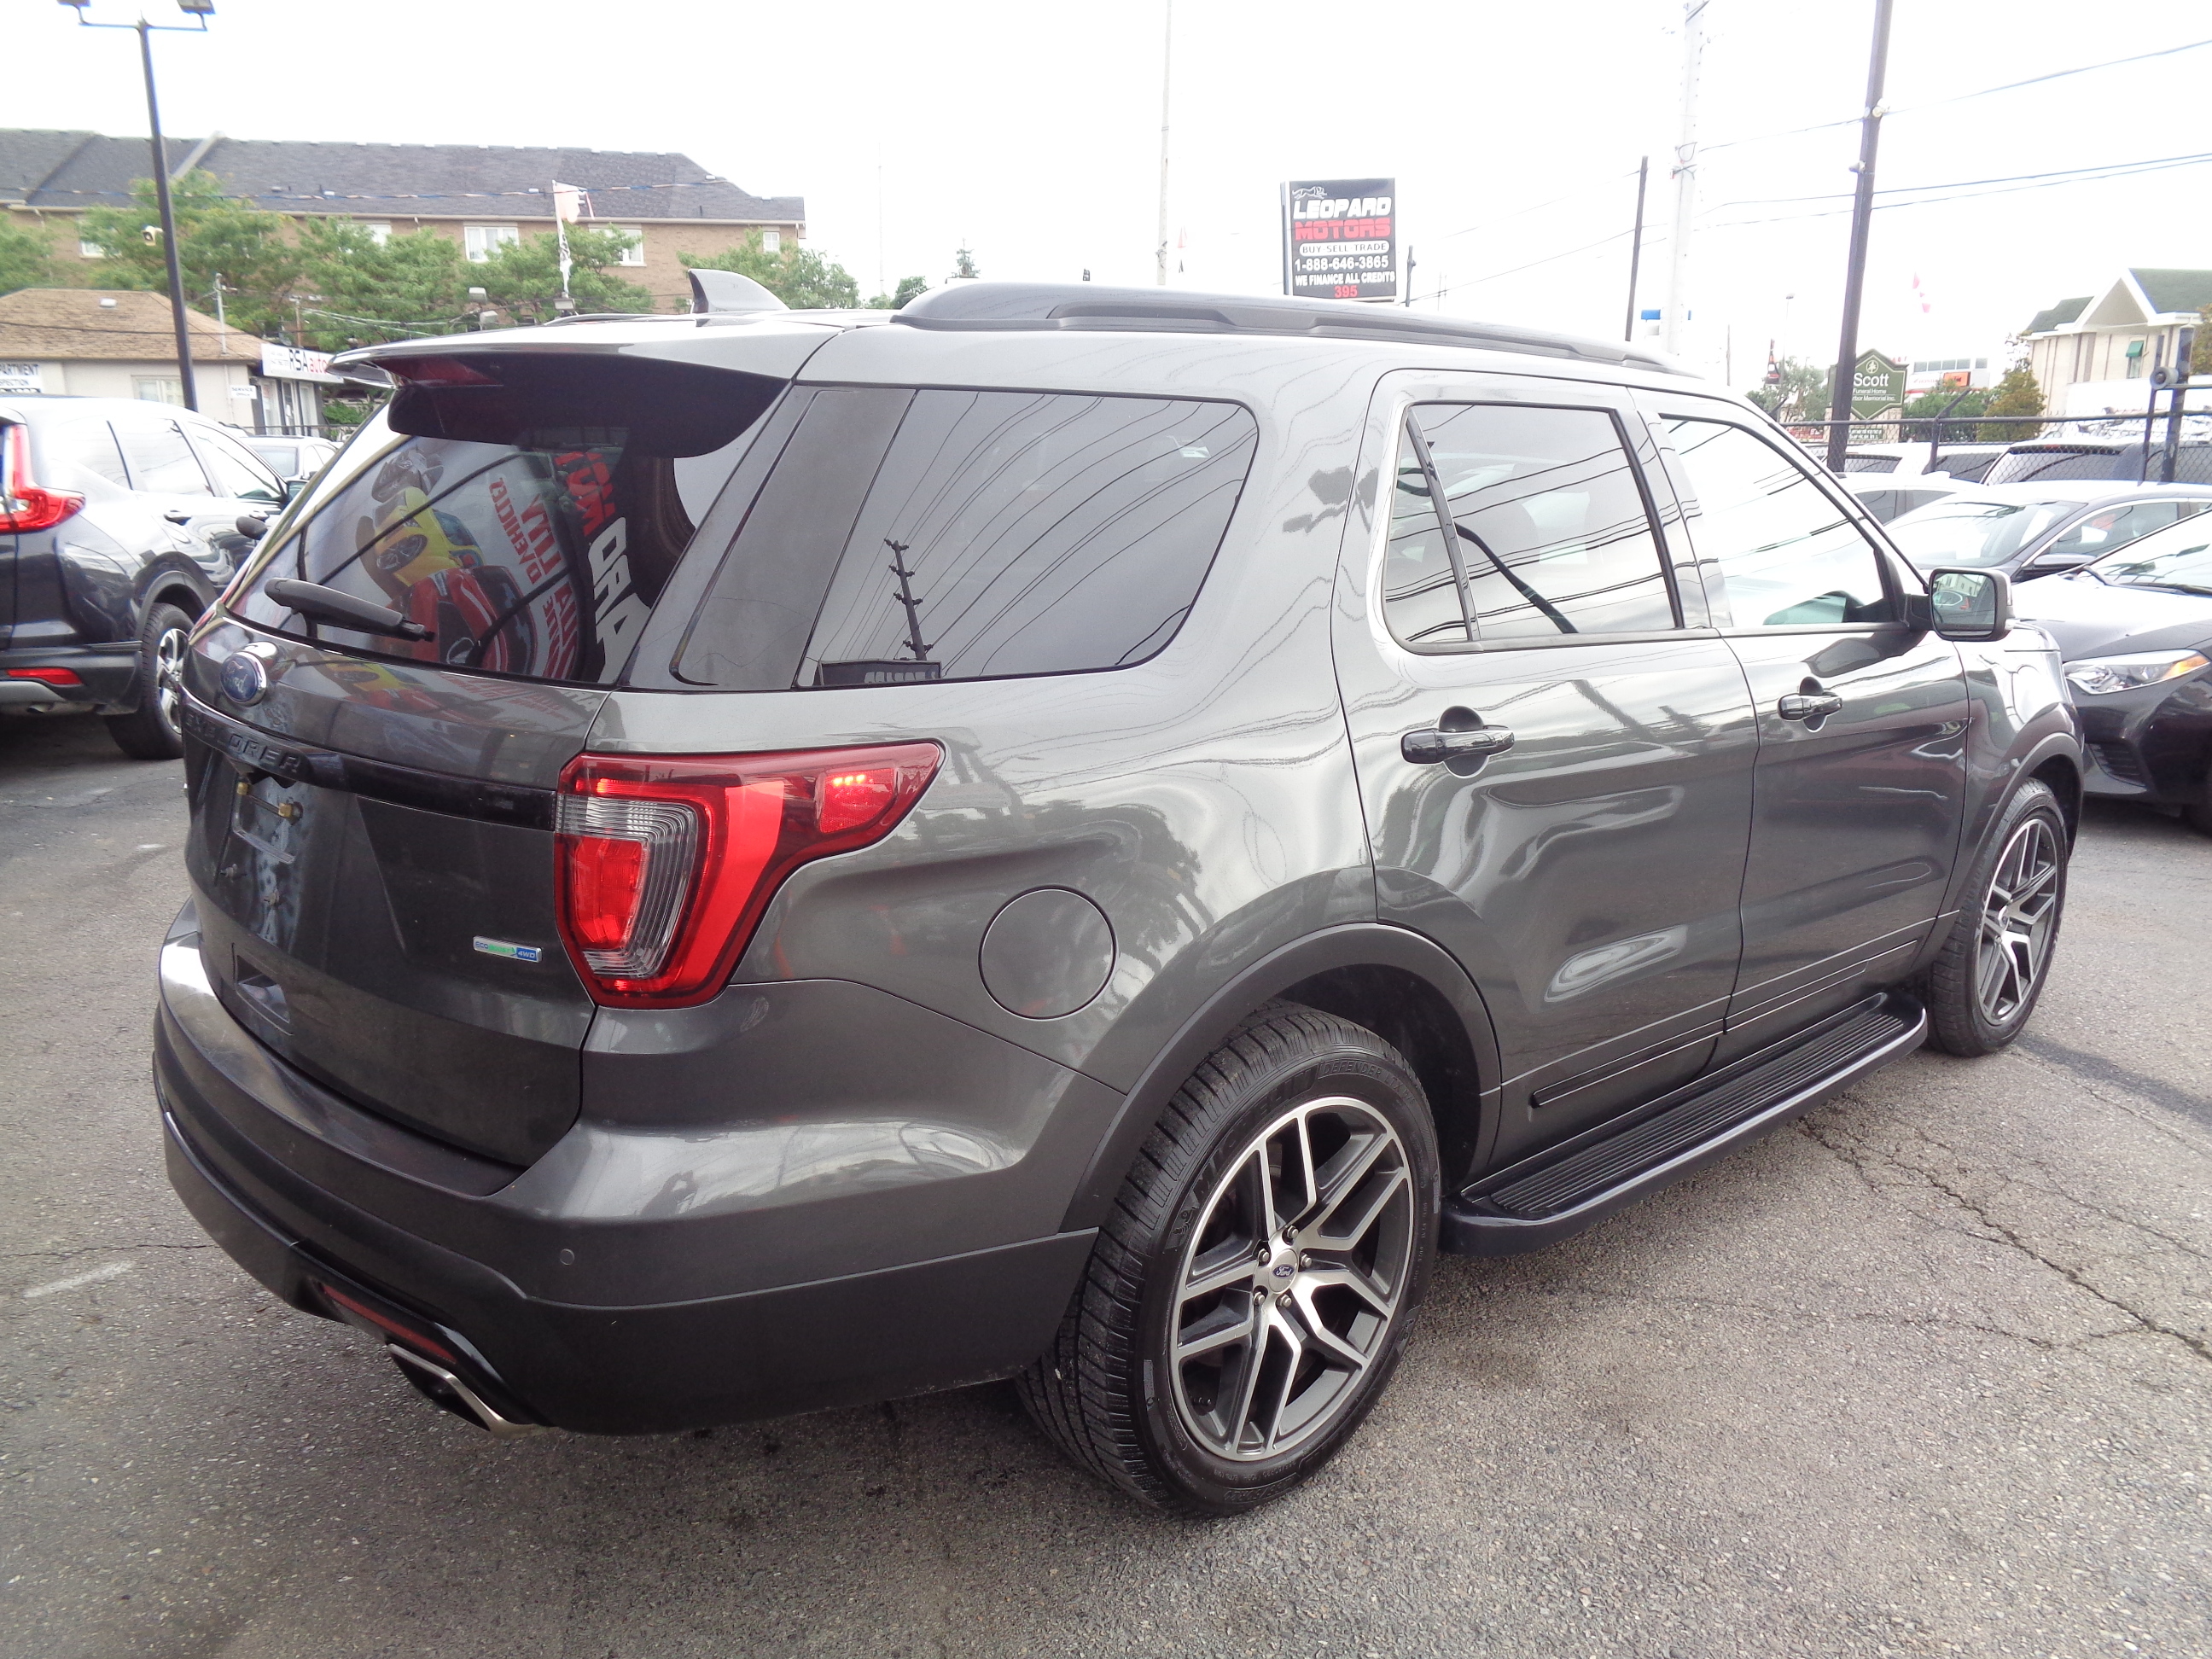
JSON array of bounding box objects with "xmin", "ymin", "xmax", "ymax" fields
[{"xmin": 1442, "ymin": 992, "xmax": 1926, "ymax": 1256}]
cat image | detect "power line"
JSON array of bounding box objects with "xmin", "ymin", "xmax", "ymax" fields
[
  {"xmin": 1714, "ymin": 148, "xmax": 2212, "ymax": 208},
  {"xmin": 1702, "ymin": 35, "xmax": 2212, "ymax": 154},
  {"xmin": 1703, "ymin": 149, "xmax": 2212, "ymax": 229},
  {"xmin": 1409, "ymin": 229, "xmax": 1634, "ymax": 305}
]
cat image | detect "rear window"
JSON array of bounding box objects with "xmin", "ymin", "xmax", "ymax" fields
[
  {"xmin": 672, "ymin": 387, "xmax": 1258, "ymax": 689},
  {"xmin": 230, "ymin": 354, "xmax": 782, "ymax": 684},
  {"xmin": 1985, "ymin": 448, "xmax": 2123, "ymax": 486}
]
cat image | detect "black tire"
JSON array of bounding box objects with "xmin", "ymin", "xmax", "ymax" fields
[
  {"xmin": 102, "ymin": 602, "xmax": 194, "ymax": 761},
  {"xmin": 1018, "ymin": 1003, "xmax": 1439, "ymax": 1515},
  {"xmin": 1921, "ymin": 778, "xmax": 2069, "ymax": 1057}
]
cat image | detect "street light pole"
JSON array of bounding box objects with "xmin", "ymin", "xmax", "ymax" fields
[
  {"xmin": 1155, "ymin": 0, "xmax": 1173, "ymax": 287},
  {"xmin": 62, "ymin": 1, "xmax": 212, "ymax": 412},
  {"xmin": 1825, "ymin": 0, "xmax": 1895, "ymax": 474}
]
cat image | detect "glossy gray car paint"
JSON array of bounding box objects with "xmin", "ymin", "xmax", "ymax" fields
[{"xmin": 154, "ymin": 302, "xmax": 2082, "ymax": 1435}]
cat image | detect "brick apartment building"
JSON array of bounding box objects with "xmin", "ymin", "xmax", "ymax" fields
[{"xmin": 2, "ymin": 131, "xmax": 804, "ymax": 312}]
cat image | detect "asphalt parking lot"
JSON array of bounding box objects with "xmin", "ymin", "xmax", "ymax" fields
[{"xmin": 2, "ymin": 711, "xmax": 2207, "ymax": 1659}]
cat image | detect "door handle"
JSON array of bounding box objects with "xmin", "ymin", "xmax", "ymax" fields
[
  {"xmin": 1777, "ymin": 690, "xmax": 1844, "ymax": 722},
  {"xmin": 1401, "ymin": 724, "xmax": 1516, "ymax": 765}
]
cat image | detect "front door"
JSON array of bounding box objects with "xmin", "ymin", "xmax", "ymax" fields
[
  {"xmin": 1646, "ymin": 404, "xmax": 1969, "ymax": 1061},
  {"xmin": 1333, "ymin": 375, "xmax": 1758, "ymax": 1168}
]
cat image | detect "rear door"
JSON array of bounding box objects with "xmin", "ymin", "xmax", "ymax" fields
[
  {"xmin": 182, "ymin": 343, "xmax": 801, "ymax": 1165},
  {"xmin": 1332, "ymin": 373, "xmax": 1756, "ymax": 1161},
  {"xmin": 1645, "ymin": 401, "xmax": 1969, "ymax": 1060}
]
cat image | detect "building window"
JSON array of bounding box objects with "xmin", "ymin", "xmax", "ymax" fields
[
  {"xmin": 360, "ymin": 222, "xmax": 392, "ymax": 246},
  {"xmin": 611, "ymin": 225, "xmax": 646, "ymax": 266},
  {"xmin": 464, "ymin": 224, "xmax": 520, "ymax": 263},
  {"xmin": 132, "ymin": 376, "xmax": 184, "ymax": 406},
  {"xmin": 79, "ymin": 237, "xmax": 102, "ymax": 259},
  {"xmin": 760, "ymin": 230, "xmax": 782, "ymax": 254},
  {"xmin": 2125, "ymin": 339, "xmax": 2145, "ymax": 378}
]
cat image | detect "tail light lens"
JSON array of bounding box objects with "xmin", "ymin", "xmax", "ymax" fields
[
  {"xmin": 555, "ymin": 742, "xmax": 941, "ymax": 1008},
  {"xmin": 6, "ymin": 667, "xmax": 84, "ymax": 689},
  {"xmin": 0, "ymin": 425, "xmax": 85, "ymax": 533}
]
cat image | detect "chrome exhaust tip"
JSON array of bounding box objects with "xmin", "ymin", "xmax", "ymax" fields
[{"xmin": 387, "ymin": 1343, "xmax": 544, "ymax": 1440}]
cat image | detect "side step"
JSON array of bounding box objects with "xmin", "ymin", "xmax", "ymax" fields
[{"xmin": 1442, "ymin": 992, "xmax": 1926, "ymax": 1256}]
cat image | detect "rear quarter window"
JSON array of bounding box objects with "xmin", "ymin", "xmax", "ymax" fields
[{"xmin": 673, "ymin": 387, "xmax": 1259, "ymax": 689}]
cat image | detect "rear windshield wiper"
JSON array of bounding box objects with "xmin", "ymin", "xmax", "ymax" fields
[{"xmin": 264, "ymin": 578, "xmax": 433, "ymax": 642}]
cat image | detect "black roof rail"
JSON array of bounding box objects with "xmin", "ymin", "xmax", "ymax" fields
[{"xmin": 892, "ymin": 282, "xmax": 1690, "ymax": 376}]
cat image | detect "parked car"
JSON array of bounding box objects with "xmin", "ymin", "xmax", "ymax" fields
[
  {"xmin": 1, "ymin": 396, "xmax": 290, "ymax": 758},
  {"xmin": 1984, "ymin": 439, "xmax": 2212, "ymax": 486},
  {"xmin": 2012, "ymin": 515, "xmax": 2212, "ymax": 829},
  {"xmin": 1883, "ymin": 481, "xmax": 2212, "ymax": 581},
  {"xmin": 1842, "ymin": 474, "xmax": 1966, "ymax": 524},
  {"xmin": 1840, "ymin": 440, "xmax": 2011, "ymax": 482},
  {"xmin": 245, "ymin": 434, "xmax": 341, "ymax": 489},
  {"xmin": 154, "ymin": 281, "xmax": 2080, "ymax": 1515}
]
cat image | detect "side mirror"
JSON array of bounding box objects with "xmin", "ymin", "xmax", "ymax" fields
[
  {"xmin": 235, "ymin": 512, "xmax": 269, "ymax": 540},
  {"xmin": 2023, "ymin": 550, "xmax": 2091, "ymax": 574},
  {"xmin": 1925, "ymin": 567, "xmax": 2011, "ymax": 641}
]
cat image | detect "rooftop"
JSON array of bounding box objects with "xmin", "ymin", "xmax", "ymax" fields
[
  {"xmin": 0, "ymin": 288, "xmax": 242, "ymax": 362},
  {"xmin": 0, "ymin": 130, "xmax": 801, "ymax": 224}
]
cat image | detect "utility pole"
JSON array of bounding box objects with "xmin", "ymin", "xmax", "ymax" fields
[
  {"xmin": 1155, "ymin": 0, "xmax": 1173, "ymax": 286},
  {"xmin": 1825, "ymin": 0, "xmax": 1896, "ymax": 474},
  {"xmin": 1623, "ymin": 155, "xmax": 1649, "ymax": 343},
  {"xmin": 1662, "ymin": 3, "xmax": 1706, "ymax": 357},
  {"xmin": 1403, "ymin": 245, "xmax": 1415, "ymax": 308},
  {"xmin": 67, "ymin": 3, "xmax": 212, "ymax": 411},
  {"xmin": 884, "ymin": 541, "xmax": 931, "ymax": 663}
]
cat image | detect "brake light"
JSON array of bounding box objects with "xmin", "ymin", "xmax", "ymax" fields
[
  {"xmin": 382, "ymin": 355, "xmax": 499, "ymax": 387},
  {"xmin": 555, "ymin": 742, "xmax": 941, "ymax": 1008},
  {"xmin": 0, "ymin": 425, "xmax": 84, "ymax": 533},
  {"xmin": 6, "ymin": 667, "xmax": 84, "ymax": 688}
]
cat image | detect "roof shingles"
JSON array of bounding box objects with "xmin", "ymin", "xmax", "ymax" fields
[
  {"xmin": 0, "ymin": 288, "xmax": 247, "ymax": 362},
  {"xmin": 0, "ymin": 130, "xmax": 800, "ymax": 224}
]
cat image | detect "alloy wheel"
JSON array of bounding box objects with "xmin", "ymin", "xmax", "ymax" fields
[
  {"xmin": 153, "ymin": 626, "xmax": 189, "ymax": 736},
  {"xmin": 1168, "ymin": 1096, "xmax": 1415, "ymax": 1462},
  {"xmin": 1976, "ymin": 816, "xmax": 2061, "ymax": 1025}
]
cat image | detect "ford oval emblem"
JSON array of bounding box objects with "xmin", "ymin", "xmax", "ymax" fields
[{"xmin": 220, "ymin": 649, "xmax": 271, "ymax": 707}]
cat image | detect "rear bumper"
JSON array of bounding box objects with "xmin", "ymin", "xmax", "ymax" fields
[
  {"xmin": 154, "ymin": 917, "xmax": 1101, "ymax": 1434},
  {"xmin": 0, "ymin": 643, "xmax": 140, "ymax": 711}
]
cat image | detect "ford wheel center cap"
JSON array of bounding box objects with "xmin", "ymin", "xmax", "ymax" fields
[{"xmin": 221, "ymin": 647, "xmax": 272, "ymax": 706}]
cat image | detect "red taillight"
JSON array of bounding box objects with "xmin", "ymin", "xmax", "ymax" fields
[
  {"xmin": 6, "ymin": 667, "xmax": 84, "ymax": 688},
  {"xmin": 555, "ymin": 742, "xmax": 942, "ymax": 1008},
  {"xmin": 0, "ymin": 425, "xmax": 84, "ymax": 533}
]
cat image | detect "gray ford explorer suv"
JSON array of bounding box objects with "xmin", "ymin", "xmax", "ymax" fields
[{"xmin": 155, "ymin": 279, "xmax": 2082, "ymax": 1514}]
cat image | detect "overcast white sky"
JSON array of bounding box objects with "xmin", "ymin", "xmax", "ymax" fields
[{"xmin": 14, "ymin": 0, "xmax": 2212, "ymax": 387}]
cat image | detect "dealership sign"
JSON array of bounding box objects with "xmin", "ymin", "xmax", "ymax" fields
[
  {"xmin": 0, "ymin": 361, "xmax": 45, "ymax": 393},
  {"xmin": 1282, "ymin": 178, "xmax": 1397, "ymax": 302},
  {"xmin": 259, "ymin": 343, "xmax": 335, "ymax": 382}
]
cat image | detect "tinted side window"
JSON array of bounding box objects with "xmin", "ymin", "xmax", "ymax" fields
[
  {"xmin": 114, "ymin": 416, "xmax": 211, "ymax": 496},
  {"xmin": 42, "ymin": 419, "xmax": 131, "ymax": 493},
  {"xmin": 2048, "ymin": 499, "xmax": 2209, "ymax": 559},
  {"xmin": 1664, "ymin": 417, "xmax": 1897, "ymax": 627},
  {"xmin": 793, "ymin": 391, "xmax": 1255, "ymax": 686},
  {"xmin": 189, "ymin": 425, "xmax": 286, "ymax": 504},
  {"xmin": 1383, "ymin": 403, "xmax": 1675, "ymax": 646}
]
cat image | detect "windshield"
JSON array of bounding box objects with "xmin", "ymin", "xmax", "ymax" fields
[
  {"xmin": 2085, "ymin": 517, "xmax": 2212, "ymax": 594},
  {"xmin": 1883, "ymin": 498, "xmax": 2074, "ymax": 567}
]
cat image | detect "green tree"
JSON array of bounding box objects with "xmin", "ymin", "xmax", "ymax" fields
[
  {"xmin": 951, "ymin": 246, "xmax": 980, "ymax": 280},
  {"xmin": 79, "ymin": 171, "xmax": 299, "ymax": 337},
  {"xmin": 2195, "ymin": 305, "xmax": 2212, "ymax": 376},
  {"xmin": 0, "ymin": 220, "xmax": 63, "ymax": 296},
  {"xmin": 1979, "ymin": 364, "xmax": 2044, "ymax": 442},
  {"xmin": 474, "ymin": 228, "xmax": 654, "ymax": 325},
  {"xmin": 291, "ymin": 219, "xmax": 472, "ymax": 351},
  {"xmin": 865, "ymin": 275, "xmax": 929, "ymax": 310},
  {"xmin": 681, "ymin": 231, "xmax": 860, "ymax": 310},
  {"xmin": 1746, "ymin": 357, "xmax": 1829, "ymax": 423},
  {"xmin": 1899, "ymin": 384, "xmax": 1994, "ymax": 441}
]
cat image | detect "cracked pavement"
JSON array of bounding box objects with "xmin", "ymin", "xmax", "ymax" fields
[{"xmin": 2, "ymin": 714, "xmax": 2208, "ymax": 1659}]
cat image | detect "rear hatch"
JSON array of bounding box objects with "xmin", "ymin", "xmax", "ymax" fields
[{"xmin": 178, "ymin": 328, "xmax": 822, "ymax": 1166}]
